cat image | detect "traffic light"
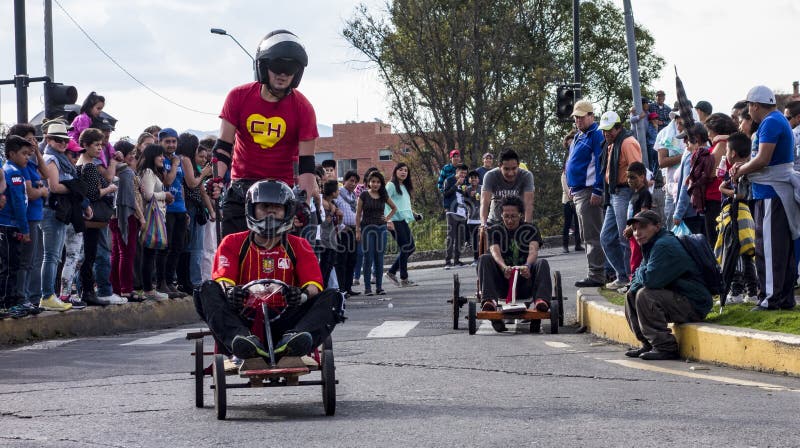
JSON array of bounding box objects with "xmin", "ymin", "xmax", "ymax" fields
[
  {"xmin": 44, "ymin": 81, "xmax": 78, "ymax": 122},
  {"xmin": 556, "ymin": 85, "xmax": 575, "ymax": 122}
]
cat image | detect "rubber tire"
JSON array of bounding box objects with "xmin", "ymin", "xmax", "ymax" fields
[
  {"xmin": 323, "ymin": 335, "xmax": 333, "ymax": 350},
  {"xmin": 322, "ymin": 349, "xmax": 336, "ymax": 416},
  {"xmin": 554, "ymin": 271, "xmax": 565, "ymax": 326},
  {"xmin": 530, "ymin": 319, "xmax": 541, "ymax": 334},
  {"xmin": 194, "ymin": 339, "xmax": 204, "ymax": 408},
  {"xmin": 213, "ymin": 354, "xmax": 227, "ymax": 420},
  {"xmin": 468, "ymin": 301, "xmax": 477, "ymax": 335},
  {"xmin": 549, "ymin": 300, "xmax": 560, "ymax": 334},
  {"xmin": 452, "ymin": 274, "xmax": 460, "ymax": 330}
]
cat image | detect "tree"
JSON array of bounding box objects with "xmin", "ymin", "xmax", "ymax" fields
[{"xmin": 343, "ymin": 0, "xmax": 664, "ymax": 231}]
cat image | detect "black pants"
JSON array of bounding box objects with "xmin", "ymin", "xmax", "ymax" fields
[
  {"xmin": 80, "ymin": 227, "xmax": 101, "ymax": 296},
  {"xmin": 562, "ymin": 201, "xmax": 581, "ymax": 249},
  {"xmin": 157, "ymin": 212, "xmax": 187, "ymax": 284},
  {"xmin": 141, "ymin": 247, "xmax": 158, "ymax": 292},
  {"xmin": 730, "ymin": 253, "xmax": 758, "ymax": 297},
  {"xmin": 466, "ymin": 223, "xmax": 479, "ymax": 261},
  {"xmin": 753, "ymin": 198, "xmax": 797, "ymax": 309},
  {"xmin": 445, "ymin": 214, "xmax": 466, "ymax": 264},
  {"xmin": 0, "ymin": 226, "xmax": 22, "ymax": 307},
  {"xmin": 221, "ymin": 180, "xmax": 255, "ymax": 238},
  {"xmin": 683, "ymin": 215, "xmax": 705, "ymax": 235},
  {"xmin": 195, "ymin": 281, "xmax": 344, "ymax": 354},
  {"xmin": 477, "ymin": 254, "xmax": 551, "ymax": 304},
  {"xmin": 336, "ymin": 227, "xmax": 358, "ymax": 292},
  {"xmin": 703, "ymin": 199, "xmax": 721, "ymax": 245},
  {"xmin": 319, "ymin": 246, "xmax": 337, "ymax": 289},
  {"xmin": 388, "ymin": 220, "xmax": 416, "ymax": 279}
]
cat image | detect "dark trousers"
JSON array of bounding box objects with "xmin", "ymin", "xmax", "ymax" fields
[
  {"xmin": 157, "ymin": 212, "xmax": 187, "ymax": 284},
  {"xmin": 683, "ymin": 215, "xmax": 705, "ymax": 235},
  {"xmin": 0, "ymin": 226, "xmax": 22, "ymax": 307},
  {"xmin": 388, "ymin": 220, "xmax": 416, "ymax": 279},
  {"xmin": 195, "ymin": 281, "xmax": 343, "ymax": 354},
  {"xmin": 319, "ymin": 246, "xmax": 337, "ymax": 289},
  {"xmin": 141, "ymin": 247, "xmax": 158, "ymax": 292},
  {"xmin": 703, "ymin": 199, "xmax": 721, "ymax": 245},
  {"xmin": 625, "ymin": 287, "xmax": 703, "ymax": 352},
  {"xmin": 467, "ymin": 223, "xmax": 479, "ymax": 261},
  {"xmin": 753, "ymin": 198, "xmax": 797, "ymax": 309},
  {"xmin": 221, "ymin": 180, "xmax": 254, "ymax": 238},
  {"xmin": 562, "ymin": 201, "xmax": 581, "ymax": 249},
  {"xmin": 445, "ymin": 213, "xmax": 466, "ymax": 264},
  {"xmin": 477, "ymin": 254, "xmax": 551, "ymax": 304},
  {"xmin": 730, "ymin": 253, "xmax": 758, "ymax": 297},
  {"xmin": 79, "ymin": 227, "xmax": 101, "ymax": 296},
  {"xmin": 336, "ymin": 227, "xmax": 358, "ymax": 292}
]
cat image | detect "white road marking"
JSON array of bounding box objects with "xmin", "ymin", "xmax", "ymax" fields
[
  {"xmin": 544, "ymin": 341, "xmax": 571, "ymax": 348},
  {"xmin": 605, "ymin": 359, "xmax": 800, "ymax": 392},
  {"xmin": 367, "ymin": 321, "xmax": 419, "ymax": 338},
  {"xmin": 12, "ymin": 339, "xmax": 77, "ymax": 351},
  {"xmin": 476, "ymin": 320, "xmax": 518, "ymax": 335},
  {"xmin": 122, "ymin": 329, "xmax": 195, "ymax": 346}
]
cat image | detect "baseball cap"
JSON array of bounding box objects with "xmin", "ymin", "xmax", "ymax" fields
[
  {"xmin": 482, "ymin": 152, "xmax": 494, "ymax": 159},
  {"xmin": 647, "ymin": 112, "xmax": 658, "ymax": 120},
  {"xmin": 597, "ymin": 111, "xmax": 621, "ymax": 131},
  {"xmin": 158, "ymin": 127, "xmax": 178, "ymax": 140},
  {"xmin": 449, "ymin": 149, "xmax": 461, "ymax": 158},
  {"xmin": 695, "ymin": 100, "xmax": 713, "ymax": 115},
  {"xmin": 745, "ymin": 85, "xmax": 776, "ymax": 105},
  {"xmin": 571, "ymin": 100, "xmax": 594, "ymax": 117},
  {"xmin": 66, "ymin": 139, "xmax": 83, "ymax": 153},
  {"xmin": 626, "ymin": 210, "xmax": 660, "ymax": 226}
]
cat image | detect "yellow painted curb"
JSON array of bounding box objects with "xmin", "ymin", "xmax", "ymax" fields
[{"xmin": 577, "ymin": 289, "xmax": 800, "ymax": 377}]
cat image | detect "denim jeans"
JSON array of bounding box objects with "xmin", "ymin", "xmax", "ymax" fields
[
  {"xmin": 15, "ymin": 220, "xmax": 42, "ymax": 301},
  {"xmin": 600, "ymin": 187, "xmax": 633, "ymax": 282},
  {"xmin": 94, "ymin": 226, "xmax": 112, "ymax": 296},
  {"xmin": 40, "ymin": 208, "xmax": 67, "ymax": 299},
  {"xmin": 186, "ymin": 209, "xmax": 205, "ymax": 288},
  {"xmin": 353, "ymin": 241, "xmax": 363, "ymax": 281},
  {"xmin": 388, "ymin": 220, "xmax": 416, "ymax": 279},
  {"xmin": 361, "ymin": 224, "xmax": 387, "ymax": 291}
]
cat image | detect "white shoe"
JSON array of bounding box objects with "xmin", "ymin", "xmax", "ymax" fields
[
  {"xmin": 98, "ymin": 293, "xmax": 128, "ymax": 305},
  {"xmin": 726, "ymin": 293, "xmax": 744, "ymax": 304},
  {"xmin": 144, "ymin": 290, "xmax": 169, "ymax": 301},
  {"xmin": 605, "ymin": 279, "xmax": 627, "ymax": 289},
  {"xmin": 744, "ymin": 294, "xmax": 759, "ymax": 304}
]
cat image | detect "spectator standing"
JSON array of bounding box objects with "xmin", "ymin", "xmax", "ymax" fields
[
  {"xmin": 443, "ymin": 164, "xmax": 469, "ymax": 269},
  {"xmin": 334, "ymin": 170, "xmax": 361, "ymax": 296},
  {"xmin": 672, "ymin": 123, "xmax": 707, "ymax": 235},
  {"xmin": 319, "ymin": 180, "xmax": 342, "ymax": 288},
  {"xmin": 656, "ymin": 107, "xmax": 687, "ymax": 222},
  {"xmin": 156, "ymin": 128, "xmax": 187, "ymax": 298},
  {"xmin": 109, "ymin": 141, "xmax": 144, "ymax": 301},
  {"xmin": 567, "ymin": 100, "xmax": 605, "ymax": 287},
  {"xmin": 353, "ymin": 167, "xmax": 378, "ymax": 286},
  {"xmin": 68, "ymin": 91, "xmax": 105, "ymax": 144},
  {"xmin": 731, "ymin": 100, "xmax": 748, "ymax": 128},
  {"xmin": 475, "ymin": 152, "xmax": 494, "ymax": 184},
  {"xmin": 561, "ymin": 130, "xmax": 582, "ymax": 254},
  {"xmin": 704, "ymin": 113, "xmax": 739, "ymax": 243},
  {"xmin": 385, "ymin": 163, "xmax": 418, "ymax": 285},
  {"xmin": 730, "ymin": 86, "xmax": 797, "ymax": 311},
  {"xmin": 598, "ymin": 111, "xmax": 642, "ymax": 289},
  {"xmin": 464, "ymin": 170, "xmax": 482, "ymax": 265},
  {"xmin": 784, "ymin": 101, "xmax": 800, "ymax": 171},
  {"xmin": 436, "ymin": 150, "xmax": 461, "ymax": 192},
  {"xmin": 652, "ymin": 90, "xmax": 671, "ymax": 132},
  {"xmin": 197, "ymin": 137, "xmax": 218, "ymax": 282},
  {"xmin": 355, "ymin": 171, "xmax": 397, "ymax": 296},
  {"xmin": 59, "ymin": 140, "xmax": 87, "ymax": 308},
  {"xmin": 480, "ymin": 149, "xmax": 535, "ymax": 226},
  {"xmin": 695, "ymin": 101, "xmax": 713, "ymax": 124},
  {"xmin": 138, "ymin": 144, "xmax": 173, "ymax": 301}
]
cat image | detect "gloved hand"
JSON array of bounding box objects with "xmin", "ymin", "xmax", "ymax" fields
[
  {"xmin": 226, "ymin": 285, "xmax": 249, "ymax": 311},
  {"xmin": 284, "ymin": 286, "xmax": 308, "ymax": 308}
]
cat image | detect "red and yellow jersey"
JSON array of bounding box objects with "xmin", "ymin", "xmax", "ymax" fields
[
  {"xmin": 212, "ymin": 231, "xmax": 323, "ymax": 308},
  {"xmin": 219, "ymin": 82, "xmax": 319, "ymax": 185}
]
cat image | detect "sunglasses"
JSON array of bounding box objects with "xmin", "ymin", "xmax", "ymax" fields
[
  {"xmin": 268, "ymin": 59, "xmax": 302, "ymax": 76},
  {"xmin": 50, "ymin": 137, "xmax": 68, "ymax": 144}
]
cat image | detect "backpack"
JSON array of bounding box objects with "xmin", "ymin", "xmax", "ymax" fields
[{"xmin": 674, "ymin": 233, "xmax": 724, "ymax": 296}]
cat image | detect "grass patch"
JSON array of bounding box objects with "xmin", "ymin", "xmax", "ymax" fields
[{"xmin": 595, "ymin": 288, "xmax": 800, "ymax": 335}]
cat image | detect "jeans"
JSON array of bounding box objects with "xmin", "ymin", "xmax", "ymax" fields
[
  {"xmin": 15, "ymin": 220, "xmax": 42, "ymax": 302},
  {"xmin": 600, "ymin": 187, "xmax": 633, "ymax": 282},
  {"xmin": 663, "ymin": 187, "xmax": 675, "ymax": 226},
  {"xmin": 361, "ymin": 224, "xmax": 387, "ymax": 291},
  {"xmin": 40, "ymin": 208, "xmax": 67, "ymax": 299},
  {"xmin": 388, "ymin": 220, "xmax": 416, "ymax": 279},
  {"xmin": 353, "ymin": 240, "xmax": 364, "ymax": 281},
  {"xmin": 94, "ymin": 226, "xmax": 112, "ymax": 296}
]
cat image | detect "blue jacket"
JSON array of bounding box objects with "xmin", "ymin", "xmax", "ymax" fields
[
  {"xmin": 437, "ymin": 163, "xmax": 456, "ymax": 192},
  {"xmin": 630, "ymin": 228, "xmax": 712, "ymax": 317},
  {"xmin": 672, "ymin": 151, "xmax": 697, "ymax": 221},
  {"xmin": 566, "ymin": 122, "xmax": 604, "ymax": 196},
  {"xmin": 0, "ymin": 161, "xmax": 30, "ymax": 235}
]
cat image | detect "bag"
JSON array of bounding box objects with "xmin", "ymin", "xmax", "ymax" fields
[
  {"xmin": 675, "ymin": 232, "xmax": 724, "ymax": 295},
  {"xmin": 140, "ymin": 196, "xmax": 168, "ymax": 250},
  {"xmin": 670, "ymin": 222, "xmax": 691, "ymax": 237},
  {"xmin": 86, "ymin": 198, "xmax": 113, "ymax": 228}
]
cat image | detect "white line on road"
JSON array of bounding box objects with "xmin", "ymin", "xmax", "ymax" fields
[
  {"xmin": 12, "ymin": 339, "xmax": 77, "ymax": 351},
  {"xmin": 544, "ymin": 341, "xmax": 571, "ymax": 348},
  {"xmin": 121, "ymin": 329, "xmax": 196, "ymax": 346},
  {"xmin": 605, "ymin": 359, "xmax": 800, "ymax": 392},
  {"xmin": 367, "ymin": 321, "xmax": 419, "ymax": 338}
]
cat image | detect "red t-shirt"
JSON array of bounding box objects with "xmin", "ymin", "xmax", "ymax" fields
[
  {"xmin": 219, "ymin": 82, "xmax": 319, "ymax": 185},
  {"xmin": 705, "ymin": 140, "xmax": 725, "ymax": 202},
  {"xmin": 212, "ymin": 231, "xmax": 323, "ymax": 308}
]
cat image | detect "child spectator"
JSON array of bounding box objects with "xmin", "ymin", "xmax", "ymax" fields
[
  {"xmin": 718, "ymin": 132, "xmax": 758, "ymax": 303},
  {"xmin": 110, "ymin": 140, "xmax": 145, "ymax": 302},
  {"xmin": 68, "ymin": 91, "xmax": 105, "ymax": 144},
  {"xmin": 385, "ymin": 163, "xmax": 419, "ymax": 285},
  {"xmin": 464, "ymin": 170, "xmax": 482, "ymax": 265},
  {"xmin": 321, "ymin": 159, "xmax": 338, "ymax": 182},
  {"xmin": 442, "ymin": 164, "xmax": 469, "ymax": 269},
  {"xmin": 355, "ymin": 171, "xmax": 397, "ymax": 295},
  {"xmin": 0, "ymin": 136, "xmax": 33, "ymax": 318},
  {"xmin": 622, "ymin": 161, "xmax": 652, "ymax": 287}
]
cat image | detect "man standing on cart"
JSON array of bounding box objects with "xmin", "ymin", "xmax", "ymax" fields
[
  {"xmin": 477, "ymin": 196, "xmax": 551, "ymax": 332},
  {"xmin": 210, "ymin": 29, "xmax": 319, "ymax": 237},
  {"xmin": 195, "ymin": 180, "xmax": 344, "ymax": 361}
]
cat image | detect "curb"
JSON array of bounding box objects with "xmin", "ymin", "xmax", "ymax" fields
[
  {"xmin": 576, "ymin": 288, "xmax": 800, "ymax": 377},
  {"xmin": 0, "ymin": 297, "xmax": 201, "ymax": 346}
]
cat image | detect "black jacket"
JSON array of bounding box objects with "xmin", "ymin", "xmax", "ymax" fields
[{"xmin": 49, "ymin": 178, "xmax": 88, "ymax": 233}]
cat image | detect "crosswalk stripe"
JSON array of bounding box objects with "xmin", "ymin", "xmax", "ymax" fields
[
  {"xmin": 12, "ymin": 339, "xmax": 77, "ymax": 351},
  {"xmin": 121, "ymin": 329, "xmax": 193, "ymax": 346},
  {"xmin": 367, "ymin": 321, "xmax": 419, "ymax": 338},
  {"xmin": 544, "ymin": 341, "xmax": 571, "ymax": 348}
]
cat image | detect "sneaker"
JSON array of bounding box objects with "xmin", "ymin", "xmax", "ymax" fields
[
  {"xmin": 7, "ymin": 305, "xmax": 29, "ymax": 319},
  {"xmin": 605, "ymin": 279, "xmax": 627, "ymax": 289},
  {"xmin": 481, "ymin": 300, "xmax": 507, "ymax": 332},
  {"xmin": 726, "ymin": 292, "xmax": 744, "ymax": 304},
  {"xmin": 353, "ymin": 279, "xmax": 361, "ymax": 286},
  {"xmin": 99, "ymin": 293, "xmax": 128, "ymax": 305},
  {"xmin": 443, "ymin": 262, "xmax": 453, "ymax": 270},
  {"xmin": 40, "ymin": 294, "xmax": 73, "ymax": 312},
  {"xmin": 0, "ymin": 309, "xmax": 9, "ymax": 319},
  {"xmin": 532, "ymin": 299, "xmax": 549, "ymax": 312},
  {"xmin": 84, "ymin": 292, "xmax": 112, "ymax": 306},
  {"xmin": 376, "ymin": 289, "xmax": 386, "ymax": 295},
  {"xmin": 562, "ymin": 247, "xmax": 570, "ymax": 254},
  {"xmin": 19, "ymin": 301, "xmax": 42, "ymax": 315},
  {"xmin": 385, "ymin": 272, "xmax": 400, "ymax": 286},
  {"xmin": 617, "ymin": 284, "xmax": 630, "ymax": 294},
  {"xmin": 344, "ymin": 290, "xmax": 361, "ymax": 297},
  {"xmin": 574, "ymin": 278, "xmax": 604, "ymax": 287},
  {"xmin": 744, "ymin": 293, "xmax": 759, "ymax": 304},
  {"xmin": 143, "ymin": 290, "xmax": 169, "ymax": 301},
  {"xmin": 625, "ymin": 344, "xmax": 652, "ymax": 358},
  {"xmin": 231, "ymin": 334, "xmax": 269, "ymax": 360},
  {"xmin": 400, "ymin": 279, "xmax": 417, "ymax": 287},
  {"xmin": 453, "ymin": 261, "xmax": 465, "ymax": 268},
  {"xmin": 574, "ymin": 245, "xmax": 584, "ymax": 252},
  {"xmin": 364, "ymin": 289, "xmax": 374, "ymax": 296},
  {"xmin": 63, "ymin": 295, "xmax": 87, "ymax": 310},
  {"xmin": 274, "ymin": 332, "xmax": 313, "ymax": 358}
]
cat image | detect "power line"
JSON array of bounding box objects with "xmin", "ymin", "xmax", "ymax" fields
[{"xmin": 53, "ymin": 0, "xmax": 216, "ymax": 116}]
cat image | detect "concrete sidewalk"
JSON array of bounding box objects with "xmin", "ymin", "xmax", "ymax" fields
[{"xmin": 576, "ymin": 288, "xmax": 800, "ymax": 377}]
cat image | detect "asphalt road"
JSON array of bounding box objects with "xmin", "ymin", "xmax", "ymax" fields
[{"xmin": 1, "ymin": 249, "xmax": 798, "ymax": 447}]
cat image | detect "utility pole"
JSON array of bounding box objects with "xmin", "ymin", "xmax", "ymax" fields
[
  {"xmin": 622, "ymin": 0, "xmax": 647, "ymax": 166},
  {"xmin": 44, "ymin": 0, "xmax": 55, "ymax": 80},
  {"xmin": 573, "ymin": 0, "xmax": 581, "ymax": 100},
  {"xmin": 14, "ymin": 0, "xmax": 29, "ymax": 123}
]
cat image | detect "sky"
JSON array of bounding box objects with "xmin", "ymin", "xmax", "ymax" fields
[{"xmin": 1, "ymin": 0, "xmax": 799, "ymax": 140}]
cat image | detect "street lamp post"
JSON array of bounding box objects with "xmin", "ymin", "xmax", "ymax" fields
[{"xmin": 210, "ymin": 28, "xmax": 255, "ymax": 63}]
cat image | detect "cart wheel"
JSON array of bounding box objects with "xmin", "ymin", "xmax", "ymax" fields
[
  {"xmin": 530, "ymin": 319, "xmax": 541, "ymax": 334},
  {"xmin": 323, "ymin": 335, "xmax": 333, "ymax": 350},
  {"xmin": 322, "ymin": 349, "xmax": 336, "ymax": 416},
  {"xmin": 554, "ymin": 271, "xmax": 564, "ymax": 326},
  {"xmin": 194, "ymin": 339, "xmax": 204, "ymax": 408},
  {"xmin": 549, "ymin": 300, "xmax": 560, "ymax": 334},
  {"xmin": 468, "ymin": 301, "xmax": 477, "ymax": 335},
  {"xmin": 452, "ymin": 274, "xmax": 461, "ymax": 330},
  {"xmin": 213, "ymin": 354, "xmax": 227, "ymax": 420}
]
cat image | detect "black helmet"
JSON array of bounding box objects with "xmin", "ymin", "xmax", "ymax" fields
[
  {"xmin": 254, "ymin": 29, "xmax": 308, "ymax": 90},
  {"xmin": 245, "ymin": 180, "xmax": 297, "ymax": 239}
]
